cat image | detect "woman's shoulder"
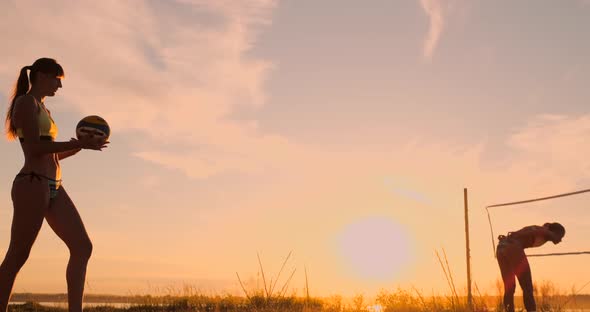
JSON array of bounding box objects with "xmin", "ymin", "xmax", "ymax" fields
[
  {"xmin": 11, "ymin": 95, "xmax": 40, "ymax": 124},
  {"xmin": 13, "ymin": 94, "xmax": 40, "ymax": 112}
]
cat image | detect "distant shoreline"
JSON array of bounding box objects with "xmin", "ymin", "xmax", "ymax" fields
[
  {"xmin": 10, "ymin": 293, "xmax": 145, "ymax": 304},
  {"xmin": 11, "ymin": 292, "xmax": 590, "ymax": 303}
]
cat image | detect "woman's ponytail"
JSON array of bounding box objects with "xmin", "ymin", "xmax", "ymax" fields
[{"xmin": 5, "ymin": 66, "xmax": 31, "ymax": 140}]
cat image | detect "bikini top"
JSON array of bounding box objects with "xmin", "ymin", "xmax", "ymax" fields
[{"xmin": 16, "ymin": 96, "xmax": 58, "ymax": 142}]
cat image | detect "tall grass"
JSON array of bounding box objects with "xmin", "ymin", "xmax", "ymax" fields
[
  {"xmin": 9, "ymin": 289, "xmax": 590, "ymax": 312},
  {"xmin": 8, "ymin": 251, "xmax": 590, "ymax": 312}
]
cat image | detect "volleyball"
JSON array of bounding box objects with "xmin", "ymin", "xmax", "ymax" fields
[{"xmin": 76, "ymin": 115, "xmax": 110, "ymax": 141}]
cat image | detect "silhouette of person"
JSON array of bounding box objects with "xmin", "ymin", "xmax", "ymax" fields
[
  {"xmin": 0, "ymin": 58, "xmax": 108, "ymax": 312},
  {"xmin": 496, "ymin": 222, "xmax": 565, "ymax": 312}
]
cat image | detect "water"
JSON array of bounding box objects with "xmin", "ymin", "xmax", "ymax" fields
[{"xmin": 9, "ymin": 301, "xmax": 134, "ymax": 308}]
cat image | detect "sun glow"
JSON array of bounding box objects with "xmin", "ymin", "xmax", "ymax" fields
[{"xmin": 337, "ymin": 216, "xmax": 413, "ymax": 281}]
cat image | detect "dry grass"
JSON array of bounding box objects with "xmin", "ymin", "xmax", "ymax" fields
[
  {"xmin": 8, "ymin": 251, "xmax": 590, "ymax": 312},
  {"xmin": 8, "ymin": 289, "xmax": 590, "ymax": 312}
]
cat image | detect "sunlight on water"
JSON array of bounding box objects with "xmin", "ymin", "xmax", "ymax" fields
[{"xmin": 9, "ymin": 302, "xmax": 133, "ymax": 308}]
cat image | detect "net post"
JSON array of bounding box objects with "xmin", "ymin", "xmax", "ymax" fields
[{"xmin": 464, "ymin": 188, "xmax": 473, "ymax": 310}]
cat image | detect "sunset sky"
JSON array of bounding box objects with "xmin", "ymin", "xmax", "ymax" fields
[{"xmin": 1, "ymin": 0, "xmax": 590, "ymax": 298}]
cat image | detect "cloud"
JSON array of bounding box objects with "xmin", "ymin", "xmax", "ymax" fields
[
  {"xmin": 0, "ymin": 0, "xmax": 281, "ymax": 179},
  {"xmin": 507, "ymin": 114, "xmax": 590, "ymax": 186},
  {"xmin": 418, "ymin": 0, "xmax": 460, "ymax": 61},
  {"xmin": 419, "ymin": 0, "xmax": 445, "ymax": 60}
]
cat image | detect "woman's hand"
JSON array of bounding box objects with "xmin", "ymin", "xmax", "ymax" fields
[{"xmin": 75, "ymin": 135, "xmax": 109, "ymax": 151}]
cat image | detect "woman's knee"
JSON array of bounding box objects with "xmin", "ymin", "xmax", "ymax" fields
[
  {"xmin": 5, "ymin": 246, "xmax": 32, "ymax": 268},
  {"xmin": 70, "ymin": 239, "xmax": 93, "ymax": 260},
  {"xmin": 504, "ymin": 283, "xmax": 516, "ymax": 295}
]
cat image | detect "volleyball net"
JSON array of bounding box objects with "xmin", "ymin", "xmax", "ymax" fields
[{"xmin": 485, "ymin": 188, "xmax": 590, "ymax": 258}]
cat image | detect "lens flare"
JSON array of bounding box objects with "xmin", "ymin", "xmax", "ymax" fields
[{"xmin": 337, "ymin": 216, "xmax": 413, "ymax": 281}]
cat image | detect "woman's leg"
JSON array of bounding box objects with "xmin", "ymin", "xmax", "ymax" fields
[
  {"xmin": 497, "ymin": 247, "xmax": 517, "ymax": 312},
  {"xmin": 45, "ymin": 186, "xmax": 92, "ymax": 312},
  {"xmin": 0, "ymin": 178, "xmax": 49, "ymax": 312},
  {"xmin": 516, "ymin": 255, "xmax": 536, "ymax": 312}
]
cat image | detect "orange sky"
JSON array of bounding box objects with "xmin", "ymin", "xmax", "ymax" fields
[{"xmin": 1, "ymin": 0, "xmax": 590, "ymax": 297}]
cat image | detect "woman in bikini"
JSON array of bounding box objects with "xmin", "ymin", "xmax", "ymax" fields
[
  {"xmin": 0, "ymin": 58, "xmax": 108, "ymax": 312},
  {"xmin": 496, "ymin": 222, "xmax": 565, "ymax": 312}
]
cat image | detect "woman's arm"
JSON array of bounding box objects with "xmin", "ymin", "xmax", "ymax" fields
[
  {"xmin": 57, "ymin": 148, "xmax": 82, "ymax": 160},
  {"xmin": 57, "ymin": 138, "xmax": 83, "ymax": 160},
  {"xmin": 23, "ymin": 140, "xmax": 82, "ymax": 156},
  {"xmin": 537, "ymin": 227, "xmax": 561, "ymax": 244}
]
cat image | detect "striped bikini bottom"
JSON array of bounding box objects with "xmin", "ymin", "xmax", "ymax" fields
[{"xmin": 15, "ymin": 171, "xmax": 62, "ymax": 199}]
